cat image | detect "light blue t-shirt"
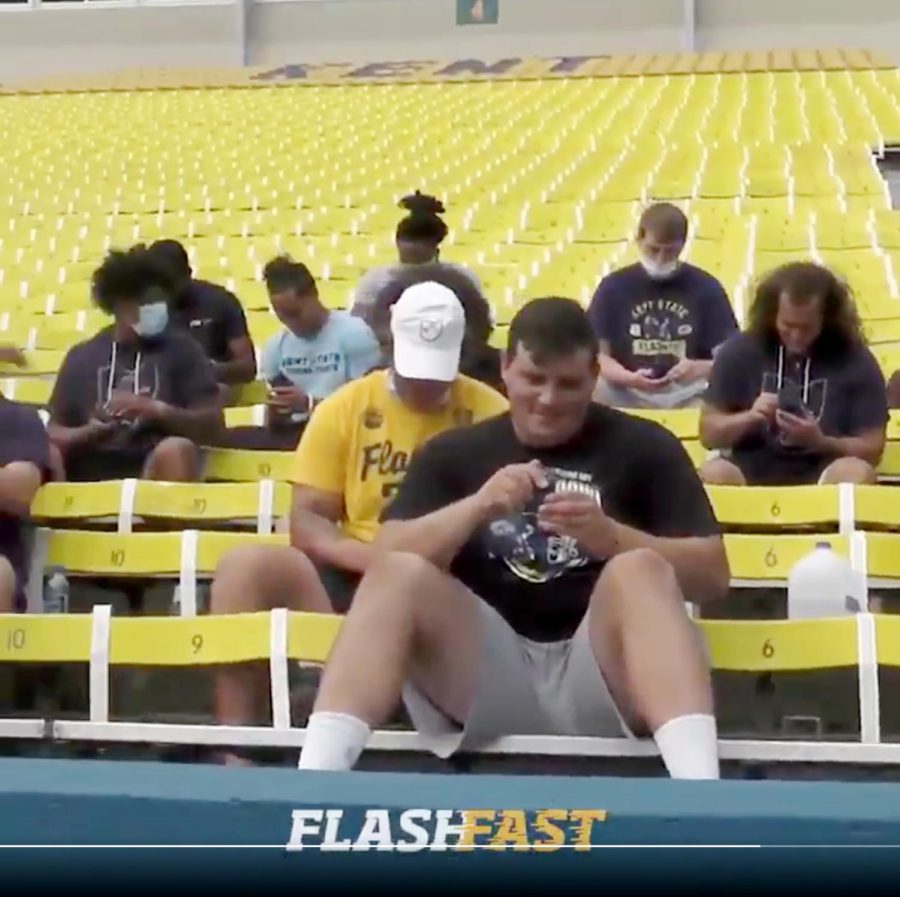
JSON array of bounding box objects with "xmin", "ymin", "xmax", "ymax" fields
[{"xmin": 260, "ymin": 311, "xmax": 382, "ymax": 421}]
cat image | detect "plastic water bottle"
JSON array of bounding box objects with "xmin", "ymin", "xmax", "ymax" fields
[
  {"xmin": 43, "ymin": 566, "xmax": 69, "ymax": 615},
  {"xmin": 787, "ymin": 542, "xmax": 864, "ymax": 619}
]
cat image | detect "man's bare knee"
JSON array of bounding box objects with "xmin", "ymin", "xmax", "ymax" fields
[
  {"xmin": 593, "ymin": 548, "xmax": 681, "ymax": 605},
  {"xmin": 699, "ymin": 458, "xmax": 746, "ymax": 486},
  {"xmin": 211, "ymin": 545, "xmax": 327, "ymax": 613},
  {"xmin": 355, "ymin": 551, "xmax": 440, "ymax": 606},
  {"xmin": 145, "ymin": 437, "xmax": 200, "ymax": 481},
  {"xmin": 3, "ymin": 462, "xmax": 42, "ymax": 495},
  {"xmin": 820, "ymin": 457, "xmax": 877, "ymax": 485}
]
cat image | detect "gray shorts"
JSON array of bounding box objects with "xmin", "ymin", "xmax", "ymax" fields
[{"xmin": 402, "ymin": 597, "xmax": 628, "ymax": 759}]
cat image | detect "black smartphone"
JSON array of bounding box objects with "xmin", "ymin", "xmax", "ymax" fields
[
  {"xmin": 649, "ymin": 357, "xmax": 676, "ymax": 380},
  {"xmin": 267, "ymin": 372, "xmax": 292, "ymax": 390},
  {"xmin": 777, "ymin": 386, "xmax": 807, "ymax": 417}
]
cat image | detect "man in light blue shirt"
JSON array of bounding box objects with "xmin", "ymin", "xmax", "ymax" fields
[
  {"xmin": 262, "ymin": 256, "xmax": 381, "ymax": 426},
  {"xmin": 225, "ymin": 256, "xmax": 381, "ymax": 450}
]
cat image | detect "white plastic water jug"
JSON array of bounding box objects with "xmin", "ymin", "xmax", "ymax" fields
[{"xmin": 787, "ymin": 541, "xmax": 865, "ymax": 620}]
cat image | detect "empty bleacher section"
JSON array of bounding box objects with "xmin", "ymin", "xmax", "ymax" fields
[{"xmin": 1, "ymin": 51, "xmax": 900, "ymax": 769}]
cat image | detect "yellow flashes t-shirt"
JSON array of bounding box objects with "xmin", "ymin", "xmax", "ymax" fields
[{"xmin": 290, "ymin": 370, "xmax": 508, "ymax": 542}]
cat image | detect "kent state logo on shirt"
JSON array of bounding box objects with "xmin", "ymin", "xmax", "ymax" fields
[
  {"xmin": 283, "ymin": 352, "xmax": 342, "ymax": 376},
  {"xmin": 630, "ymin": 298, "xmax": 692, "ymax": 358}
]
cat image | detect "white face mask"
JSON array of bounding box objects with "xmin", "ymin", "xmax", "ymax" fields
[
  {"xmin": 132, "ymin": 301, "xmax": 169, "ymax": 339},
  {"xmin": 640, "ymin": 257, "xmax": 680, "ymax": 281}
]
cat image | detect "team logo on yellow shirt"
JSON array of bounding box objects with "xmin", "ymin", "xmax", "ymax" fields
[{"xmin": 362, "ymin": 408, "xmax": 384, "ymax": 429}]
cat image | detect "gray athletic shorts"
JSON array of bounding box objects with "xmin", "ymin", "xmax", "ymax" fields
[{"xmin": 401, "ymin": 596, "xmax": 629, "ymax": 759}]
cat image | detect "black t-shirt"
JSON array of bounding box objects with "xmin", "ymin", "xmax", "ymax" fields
[
  {"xmin": 169, "ymin": 279, "xmax": 250, "ymax": 364},
  {"xmin": 382, "ymin": 405, "xmax": 721, "ymax": 642},
  {"xmin": 49, "ymin": 327, "xmax": 219, "ymax": 481},
  {"xmin": 705, "ymin": 333, "xmax": 889, "ymax": 485},
  {"xmin": 588, "ymin": 263, "xmax": 737, "ymax": 373}
]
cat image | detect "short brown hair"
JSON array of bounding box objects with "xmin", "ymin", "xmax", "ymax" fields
[{"xmin": 638, "ymin": 203, "xmax": 688, "ymax": 244}]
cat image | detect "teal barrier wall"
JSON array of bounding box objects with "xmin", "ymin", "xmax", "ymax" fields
[{"xmin": 1, "ymin": 757, "xmax": 900, "ymax": 849}]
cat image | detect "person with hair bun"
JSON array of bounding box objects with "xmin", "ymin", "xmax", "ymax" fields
[{"xmin": 351, "ymin": 191, "xmax": 481, "ymax": 323}]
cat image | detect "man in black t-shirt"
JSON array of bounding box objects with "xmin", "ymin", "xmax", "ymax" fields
[
  {"xmin": 148, "ymin": 240, "xmax": 257, "ymax": 386},
  {"xmin": 298, "ymin": 298, "xmax": 730, "ymax": 779}
]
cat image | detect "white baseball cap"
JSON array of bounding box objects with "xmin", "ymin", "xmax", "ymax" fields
[{"xmin": 390, "ymin": 281, "xmax": 466, "ymax": 382}]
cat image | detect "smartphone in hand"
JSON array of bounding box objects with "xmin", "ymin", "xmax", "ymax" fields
[{"xmin": 777, "ymin": 385, "xmax": 808, "ymax": 418}]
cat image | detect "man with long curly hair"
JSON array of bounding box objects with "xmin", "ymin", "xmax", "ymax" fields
[{"xmin": 699, "ymin": 262, "xmax": 887, "ymax": 486}]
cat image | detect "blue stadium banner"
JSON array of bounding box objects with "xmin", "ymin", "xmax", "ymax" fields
[{"xmin": 457, "ymin": 0, "xmax": 499, "ymax": 26}]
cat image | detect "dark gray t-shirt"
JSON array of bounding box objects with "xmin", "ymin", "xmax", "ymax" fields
[
  {"xmin": 705, "ymin": 332, "xmax": 888, "ymax": 485},
  {"xmin": 0, "ymin": 398, "xmax": 50, "ymax": 608},
  {"xmin": 49, "ymin": 327, "xmax": 219, "ymax": 481}
]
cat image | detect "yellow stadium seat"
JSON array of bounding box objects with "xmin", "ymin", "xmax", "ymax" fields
[
  {"xmin": 204, "ymin": 448, "xmax": 294, "ymax": 482},
  {"xmin": 31, "ymin": 480, "xmax": 291, "ymax": 530},
  {"xmin": 707, "ymin": 485, "xmax": 842, "ymax": 530},
  {"xmin": 37, "ymin": 529, "xmax": 287, "ymax": 578},
  {"xmin": 724, "ymin": 533, "xmax": 849, "ymax": 581},
  {"xmin": 852, "ymin": 486, "xmax": 900, "ymax": 530},
  {"xmin": 230, "ymin": 381, "xmax": 269, "ymax": 407},
  {"xmin": 624, "ymin": 408, "xmax": 700, "ymax": 440},
  {"xmin": 701, "ymin": 617, "xmax": 857, "ymax": 671},
  {"xmin": 31, "ymin": 481, "xmax": 123, "ymax": 523},
  {"xmin": 863, "ymin": 533, "xmax": 900, "ymax": 579},
  {"xmin": 0, "ymin": 611, "xmax": 870, "ymax": 677},
  {"xmin": 132, "ymin": 481, "xmax": 290, "ymax": 528},
  {"xmin": 1, "ymin": 377, "xmax": 53, "ymax": 406}
]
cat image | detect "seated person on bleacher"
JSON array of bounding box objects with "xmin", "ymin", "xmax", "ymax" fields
[
  {"xmin": 588, "ymin": 203, "xmax": 737, "ymax": 410},
  {"xmin": 148, "ymin": 240, "xmax": 257, "ymax": 386},
  {"xmin": 209, "ymin": 282, "xmax": 507, "ymax": 753},
  {"xmin": 370, "ymin": 262, "xmax": 504, "ymax": 393},
  {"xmin": 297, "ymin": 298, "xmax": 728, "ymax": 779},
  {"xmin": 47, "ymin": 246, "xmax": 225, "ymax": 482},
  {"xmin": 887, "ymin": 372, "xmax": 900, "ymax": 409},
  {"xmin": 224, "ymin": 255, "xmax": 381, "ymax": 451},
  {"xmin": 0, "ymin": 395, "xmax": 51, "ymax": 613},
  {"xmin": 700, "ymin": 262, "xmax": 887, "ymax": 487},
  {"xmin": 351, "ymin": 191, "xmax": 481, "ymax": 324}
]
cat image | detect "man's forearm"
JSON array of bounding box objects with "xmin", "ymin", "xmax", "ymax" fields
[
  {"xmin": 47, "ymin": 422, "xmax": 104, "ymax": 452},
  {"xmin": 817, "ymin": 434, "xmax": 884, "ymax": 466},
  {"xmin": 608, "ymin": 521, "xmax": 730, "ymax": 604},
  {"xmin": 700, "ymin": 409, "xmax": 760, "ymax": 449},
  {"xmin": 214, "ymin": 358, "xmax": 256, "ymax": 385},
  {"xmin": 598, "ymin": 353, "xmax": 634, "ymax": 387},
  {"xmin": 376, "ymin": 494, "xmax": 486, "ymax": 570},
  {"xmin": 290, "ymin": 510, "xmax": 374, "ymax": 574},
  {"xmin": 690, "ymin": 359, "xmax": 714, "ymax": 380}
]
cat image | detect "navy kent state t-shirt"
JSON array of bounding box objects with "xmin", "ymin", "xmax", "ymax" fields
[{"xmin": 588, "ymin": 263, "xmax": 738, "ymax": 372}]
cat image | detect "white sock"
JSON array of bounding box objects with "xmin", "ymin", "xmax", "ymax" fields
[
  {"xmin": 653, "ymin": 713, "xmax": 720, "ymax": 780},
  {"xmin": 297, "ymin": 711, "xmax": 371, "ymax": 771}
]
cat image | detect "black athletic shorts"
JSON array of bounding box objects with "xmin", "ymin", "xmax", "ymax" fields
[{"xmin": 316, "ymin": 564, "xmax": 362, "ymax": 614}]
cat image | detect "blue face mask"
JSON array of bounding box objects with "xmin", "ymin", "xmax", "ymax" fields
[{"xmin": 132, "ymin": 301, "xmax": 169, "ymax": 338}]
